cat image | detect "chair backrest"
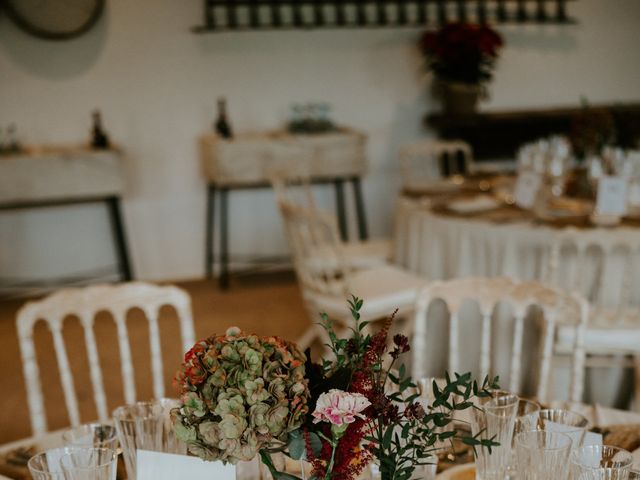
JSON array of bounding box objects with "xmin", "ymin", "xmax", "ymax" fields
[
  {"xmin": 16, "ymin": 282, "xmax": 196, "ymax": 435},
  {"xmin": 269, "ymin": 170, "xmax": 317, "ymax": 211},
  {"xmin": 547, "ymin": 228, "xmax": 640, "ymax": 325},
  {"xmin": 277, "ymin": 200, "xmax": 351, "ymax": 298},
  {"xmin": 399, "ymin": 140, "xmax": 473, "ymax": 189},
  {"xmin": 412, "ymin": 277, "xmax": 587, "ymax": 403}
]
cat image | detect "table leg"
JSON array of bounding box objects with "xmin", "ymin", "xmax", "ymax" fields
[
  {"xmin": 333, "ymin": 179, "xmax": 348, "ymax": 241},
  {"xmin": 205, "ymin": 184, "xmax": 216, "ymax": 279},
  {"xmin": 219, "ymin": 188, "xmax": 230, "ymax": 289},
  {"xmin": 106, "ymin": 196, "xmax": 133, "ymax": 281},
  {"xmin": 351, "ymin": 177, "xmax": 369, "ymax": 240}
]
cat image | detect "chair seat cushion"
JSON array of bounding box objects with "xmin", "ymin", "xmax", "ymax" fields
[
  {"xmin": 306, "ymin": 265, "xmax": 427, "ymax": 321},
  {"xmin": 341, "ymin": 238, "xmax": 391, "ymax": 269}
]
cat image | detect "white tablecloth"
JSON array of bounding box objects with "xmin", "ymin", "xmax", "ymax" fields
[{"xmin": 394, "ymin": 196, "xmax": 640, "ymax": 311}]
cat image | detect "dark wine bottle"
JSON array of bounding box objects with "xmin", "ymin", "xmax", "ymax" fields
[
  {"xmin": 215, "ymin": 98, "xmax": 233, "ymax": 139},
  {"xmin": 91, "ymin": 110, "xmax": 110, "ymax": 149}
]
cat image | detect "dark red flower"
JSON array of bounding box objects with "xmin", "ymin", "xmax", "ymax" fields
[{"xmin": 418, "ymin": 22, "xmax": 503, "ymax": 84}]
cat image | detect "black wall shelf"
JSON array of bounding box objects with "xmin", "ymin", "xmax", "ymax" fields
[{"xmin": 193, "ymin": 0, "xmax": 575, "ymax": 33}]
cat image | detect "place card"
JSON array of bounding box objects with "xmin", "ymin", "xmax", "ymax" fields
[
  {"xmin": 596, "ymin": 176, "xmax": 628, "ymax": 216},
  {"xmin": 136, "ymin": 450, "xmax": 236, "ymax": 480},
  {"xmin": 628, "ymin": 181, "xmax": 640, "ymax": 207},
  {"xmin": 514, "ymin": 171, "xmax": 543, "ymax": 209}
]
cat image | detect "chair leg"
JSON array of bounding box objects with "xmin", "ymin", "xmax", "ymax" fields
[{"xmin": 634, "ymin": 355, "xmax": 640, "ymax": 412}]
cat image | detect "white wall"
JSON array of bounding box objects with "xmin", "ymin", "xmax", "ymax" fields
[{"xmin": 1, "ymin": 0, "xmax": 639, "ymax": 282}]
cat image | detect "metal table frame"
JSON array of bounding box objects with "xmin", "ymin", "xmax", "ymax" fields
[
  {"xmin": 205, "ymin": 175, "xmax": 368, "ymax": 289},
  {"xmin": 0, "ymin": 195, "xmax": 133, "ymax": 287}
]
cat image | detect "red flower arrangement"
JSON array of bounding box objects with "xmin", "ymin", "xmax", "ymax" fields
[{"xmin": 419, "ymin": 22, "xmax": 503, "ymax": 85}]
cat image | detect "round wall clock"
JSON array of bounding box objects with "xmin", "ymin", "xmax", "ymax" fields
[{"xmin": 3, "ymin": 0, "xmax": 105, "ymax": 40}]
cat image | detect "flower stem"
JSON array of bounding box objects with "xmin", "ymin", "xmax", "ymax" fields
[{"xmin": 323, "ymin": 440, "xmax": 337, "ymax": 480}]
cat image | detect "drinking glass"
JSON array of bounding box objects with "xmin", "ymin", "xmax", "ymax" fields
[
  {"xmin": 519, "ymin": 408, "xmax": 589, "ymax": 448},
  {"xmin": 571, "ymin": 445, "xmax": 633, "ymax": 480},
  {"xmin": 155, "ymin": 397, "xmax": 186, "ymax": 455},
  {"xmin": 63, "ymin": 424, "xmax": 119, "ymax": 451},
  {"xmin": 113, "ymin": 402, "xmax": 163, "ymax": 480},
  {"xmin": 113, "ymin": 399, "xmax": 186, "ymax": 479},
  {"xmin": 507, "ymin": 398, "xmax": 542, "ymax": 475},
  {"xmin": 59, "ymin": 447, "xmax": 117, "ymax": 480},
  {"xmin": 470, "ymin": 393, "xmax": 519, "ymax": 480},
  {"xmin": 28, "ymin": 448, "xmax": 72, "ymax": 480},
  {"xmin": 515, "ymin": 430, "xmax": 572, "ymax": 480}
]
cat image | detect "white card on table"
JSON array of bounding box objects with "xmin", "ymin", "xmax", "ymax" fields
[
  {"xmin": 514, "ymin": 171, "xmax": 542, "ymax": 209},
  {"xmin": 628, "ymin": 181, "xmax": 640, "ymax": 207},
  {"xmin": 596, "ymin": 176, "xmax": 628, "ymax": 216},
  {"xmin": 136, "ymin": 450, "xmax": 236, "ymax": 480}
]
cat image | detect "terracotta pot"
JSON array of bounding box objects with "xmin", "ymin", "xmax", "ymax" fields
[{"xmin": 441, "ymin": 82, "xmax": 481, "ymax": 115}]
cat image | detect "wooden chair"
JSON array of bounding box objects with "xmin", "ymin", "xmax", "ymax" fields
[
  {"xmin": 277, "ymin": 200, "xmax": 427, "ymax": 351},
  {"xmin": 412, "ymin": 277, "xmax": 588, "ymax": 403},
  {"xmin": 16, "ymin": 282, "xmax": 196, "ymax": 435},
  {"xmin": 270, "ymin": 171, "xmax": 391, "ymax": 270},
  {"xmin": 399, "ymin": 140, "xmax": 473, "ymax": 191}
]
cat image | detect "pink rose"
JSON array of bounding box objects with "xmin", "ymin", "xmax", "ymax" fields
[{"xmin": 312, "ymin": 389, "xmax": 371, "ymax": 426}]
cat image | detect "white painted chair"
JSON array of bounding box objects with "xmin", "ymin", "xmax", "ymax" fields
[
  {"xmin": 547, "ymin": 229, "xmax": 640, "ymax": 405},
  {"xmin": 277, "ymin": 200, "xmax": 427, "ymax": 351},
  {"xmin": 412, "ymin": 277, "xmax": 588, "ymax": 403},
  {"xmin": 270, "ymin": 171, "xmax": 391, "ymax": 270},
  {"xmin": 399, "ymin": 140, "xmax": 474, "ymax": 191},
  {"xmin": 16, "ymin": 282, "xmax": 196, "ymax": 435}
]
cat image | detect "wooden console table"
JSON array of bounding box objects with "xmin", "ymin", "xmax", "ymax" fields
[
  {"xmin": 0, "ymin": 147, "xmax": 132, "ymax": 286},
  {"xmin": 200, "ymin": 129, "xmax": 369, "ymax": 289},
  {"xmin": 426, "ymin": 103, "xmax": 640, "ymax": 161}
]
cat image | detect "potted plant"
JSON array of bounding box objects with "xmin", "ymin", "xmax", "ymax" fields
[{"xmin": 419, "ymin": 22, "xmax": 503, "ymax": 115}]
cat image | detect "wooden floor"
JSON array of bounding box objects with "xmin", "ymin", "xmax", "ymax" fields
[{"xmin": 0, "ymin": 275, "xmax": 309, "ymax": 444}]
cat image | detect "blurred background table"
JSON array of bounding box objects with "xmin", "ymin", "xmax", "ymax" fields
[
  {"xmin": 0, "ymin": 147, "xmax": 131, "ymax": 288},
  {"xmin": 200, "ymin": 129, "xmax": 369, "ymax": 289}
]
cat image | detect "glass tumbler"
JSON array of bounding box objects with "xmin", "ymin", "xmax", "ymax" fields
[
  {"xmin": 508, "ymin": 398, "xmax": 542, "ymax": 475},
  {"xmin": 63, "ymin": 424, "xmax": 119, "ymax": 451},
  {"xmin": 515, "ymin": 430, "xmax": 572, "ymax": 480},
  {"xmin": 28, "ymin": 448, "xmax": 72, "ymax": 480},
  {"xmin": 519, "ymin": 409, "xmax": 589, "ymax": 449},
  {"xmin": 59, "ymin": 447, "xmax": 118, "ymax": 480},
  {"xmin": 470, "ymin": 393, "xmax": 519, "ymax": 480},
  {"xmin": 113, "ymin": 399, "xmax": 186, "ymax": 479},
  {"xmin": 571, "ymin": 445, "xmax": 633, "ymax": 480},
  {"xmin": 113, "ymin": 402, "xmax": 163, "ymax": 480}
]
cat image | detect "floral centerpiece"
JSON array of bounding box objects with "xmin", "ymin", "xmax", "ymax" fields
[
  {"xmin": 419, "ymin": 22, "xmax": 503, "ymax": 114},
  {"xmin": 173, "ymin": 298, "xmax": 498, "ymax": 480}
]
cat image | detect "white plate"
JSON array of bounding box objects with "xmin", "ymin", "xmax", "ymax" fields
[
  {"xmin": 448, "ymin": 195, "xmax": 500, "ymax": 214},
  {"xmin": 437, "ymin": 463, "xmax": 474, "ymax": 479}
]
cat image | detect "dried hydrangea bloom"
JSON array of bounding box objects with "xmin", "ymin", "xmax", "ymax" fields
[{"xmin": 173, "ymin": 327, "xmax": 309, "ymax": 464}]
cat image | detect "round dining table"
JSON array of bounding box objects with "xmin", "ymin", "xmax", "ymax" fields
[
  {"xmin": 1, "ymin": 401, "xmax": 639, "ymax": 479},
  {"xmin": 393, "ymin": 190, "xmax": 640, "ymax": 408},
  {"xmin": 394, "ymin": 195, "xmax": 640, "ymax": 293}
]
